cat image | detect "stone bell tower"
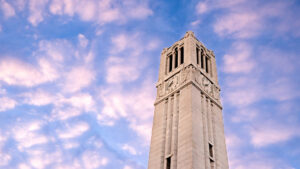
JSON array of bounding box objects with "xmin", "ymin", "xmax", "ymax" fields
[{"xmin": 148, "ymin": 31, "xmax": 229, "ymax": 169}]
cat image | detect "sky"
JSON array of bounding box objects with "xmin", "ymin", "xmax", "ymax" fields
[{"xmin": 0, "ymin": 0, "xmax": 300, "ymax": 169}]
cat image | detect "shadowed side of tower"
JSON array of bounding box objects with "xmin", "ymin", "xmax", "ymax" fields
[{"xmin": 148, "ymin": 31, "xmax": 229, "ymax": 169}]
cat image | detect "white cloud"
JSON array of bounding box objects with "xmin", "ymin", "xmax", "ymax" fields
[
  {"xmin": 122, "ymin": 144, "xmax": 137, "ymax": 155},
  {"xmin": 78, "ymin": 34, "xmax": 89, "ymax": 48},
  {"xmin": 197, "ymin": 0, "xmax": 300, "ymax": 38},
  {"xmin": 48, "ymin": 0, "xmax": 152, "ymax": 25},
  {"xmin": 127, "ymin": 4, "xmax": 153, "ymax": 19},
  {"xmin": 18, "ymin": 163, "xmax": 31, "ymax": 169},
  {"xmin": 57, "ymin": 121, "xmax": 89, "ymax": 139},
  {"xmin": 0, "ymin": 153, "xmax": 11, "ymax": 166},
  {"xmin": 51, "ymin": 107, "xmax": 82, "ymax": 121},
  {"xmin": 0, "ymin": 0, "xmax": 16, "ymax": 18},
  {"xmin": 106, "ymin": 56, "xmax": 141, "ymax": 83},
  {"xmin": 222, "ymin": 42, "xmax": 255, "ymax": 74},
  {"xmin": 98, "ymin": 79, "xmax": 155, "ymax": 143},
  {"xmin": 22, "ymin": 90, "xmax": 55, "ymax": 106},
  {"xmin": 62, "ymin": 66, "xmax": 95, "ymax": 93},
  {"xmin": 28, "ymin": 0, "xmax": 49, "ymax": 26},
  {"xmin": 250, "ymin": 121, "xmax": 300, "ymax": 147},
  {"xmin": 105, "ymin": 33, "xmax": 157, "ymax": 84},
  {"xmin": 0, "ymin": 58, "xmax": 57, "ymax": 87},
  {"xmin": 228, "ymin": 151, "xmax": 295, "ymax": 169},
  {"xmin": 13, "ymin": 121, "xmax": 48, "ymax": 150},
  {"xmin": 0, "ymin": 97, "xmax": 16, "ymax": 112},
  {"xmin": 38, "ymin": 39, "xmax": 73, "ymax": 62},
  {"xmin": 64, "ymin": 93, "xmax": 95, "ymax": 112},
  {"xmin": 214, "ymin": 11, "xmax": 262, "ymax": 38},
  {"xmin": 123, "ymin": 165, "xmax": 133, "ymax": 169},
  {"xmin": 82, "ymin": 151, "xmax": 108, "ymax": 169},
  {"xmin": 27, "ymin": 149, "xmax": 62, "ymax": 169}
]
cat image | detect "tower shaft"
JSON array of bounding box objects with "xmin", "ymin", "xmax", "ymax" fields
[{"xmin": 148, "ymin": 31, "xmax": 229, "ymax": 169}]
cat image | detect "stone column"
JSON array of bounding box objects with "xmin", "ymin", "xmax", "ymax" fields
[
  {"xmin": 207, "ymin": 98, "xmax": 213, "ymax": 142},
  {"xmin": 165, "ymin": 96, "xmax": 173, "ymax": 156},
  {"xmin": 171, "ymin": 92, "xmax": 179, "ymax": 169},
  {"xmin": 160, "ymin": 99, "xmax": 168, "ymax": 169},
  {"xmin": 202, "ymin": 94, "xmax": 210, "ymax": 169},
  {"xmin": 211, "ymin": 103, "xmax": 218, "ymax": 168}
]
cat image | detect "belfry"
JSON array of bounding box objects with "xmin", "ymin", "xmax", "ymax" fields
[{"xmin": 148, "ymin": 31, "xmax": 229, "ymax": 169}]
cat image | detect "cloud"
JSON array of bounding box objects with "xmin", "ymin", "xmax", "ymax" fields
[
  {"xmin": 122, "ymin": 144, "xmax": 137, "ymax": 155},
  {"xmin": 0, "ymin": 0, "xmax": 16, "ymax": 18},
  {"xmin": 28, "ymin": 0, "xmax": 49, "ymax": 26},
  {"xmin": 228, "ymin": 151, "xmax": 295, "ymax": 169},
  {"xmin": 105, "ymin": 33, "xmax": 157, "ymax": 84},
  {"xmin": 78, "ymin": 34, "xmax": 89, "ymax": 48},
  {"xmin": 64, "ymin": 93, "xmax": 95, "ymax": 112},
  {"xmin": 56, "ymin": 121, "xmax": 89, "ymax": 139},
  {"xmin": 98, "ymin": 79, "xmax": 155, "ymax": 142},
  {"xmin": 197, "ymin": 0, "xmax": 300, "ymax": 38},
  {"xmin": 51, "ymin": 107, "xmax": 82, "ymax": 121},
  {"xmin": 214, "ymin": 11, "xmax": 262, "ymax": 38},
  {"xmin": 12, "ymin": 121, "xmax": 48, "ymax": 150},
  {"xmin": 22, "ymin": 90, "xmax": 55, "ymax": 106},
  {"xmin": 106, "ymin": 56, "xmax": 142, "ymax": 83},
  {"xmin": 0, "ymin": 97, "xmax": 17, "ymax": 112},
  {"xmin": 222, "ymin": 42, "xmax": 255, "ymax": 74},
  {"xmin": 0, "ymin": 58, "xmax": 57, "ymax": 87},
  {"xmin": 124, "ymin": 165, "xmax": 133, "ymax": 169},
  {"xmin": 62, "ymin": 66, "xmax": 95, "ymax": 93},
  {"xmin": 47, "ymin": 0, "xmax": 152, "ymax": 26},
  {"xmin": 82, "ymin": 151, "xmax": 108, "ymax": 169},
  {"xmin": 250, "ymin": 120, "xmax": 300, "ymax": 147}
]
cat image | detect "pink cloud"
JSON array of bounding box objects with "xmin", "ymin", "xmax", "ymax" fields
[
  {"xmin": 0, "ymin": 0, "xmax": 16, "ymax": 18},
  {"xmin": 222, "ymin": 42, "xmax": 255, "ymax": 74}
]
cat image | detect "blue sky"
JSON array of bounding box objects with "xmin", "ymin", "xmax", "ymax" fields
[{"xmin": 0, "ymin": 0, "xmax": 300, "ymax": 168}]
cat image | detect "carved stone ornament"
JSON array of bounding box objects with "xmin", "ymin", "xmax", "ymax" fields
[
  {"xmin": 202, "ymin": 76, "xmax": 211, "ymax": 93},
  {"xmin": 157, "ymin": 83, "xmax": 164, "ymax": 98},
  {"xmin": 213, "ymin": 85, "xmax": 220, "ymax": 100}
]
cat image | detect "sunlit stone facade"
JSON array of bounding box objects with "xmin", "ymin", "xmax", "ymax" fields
[{"xmin": 148, "ymin": 31, "xmax": 229, "ymax": 169}]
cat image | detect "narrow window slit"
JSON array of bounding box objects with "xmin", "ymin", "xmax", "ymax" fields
[
  {"xmin": 201, "ymin": 49, "xmax": 204, "ymax": 68},
  {"xmin": 196, "ymin": 47, "xmax": 199, "ymax": 64},
  {"xmin": 180, "ymin": 47, "xmax": 184, "ymax": 64},
  {"xmin": 209, "ymin": 143, "xmax": 213, "ymax": 158},
  {"xmin": 205, "ymin": 56, "xmax": 209, "ymax": 73},
  {"xmin": 169, "ymin": 55, "xmax": 173, "ymax": 72},
  {"xmin": 166, "ymin": 157, "xmax": 171, "ymax": 169}
]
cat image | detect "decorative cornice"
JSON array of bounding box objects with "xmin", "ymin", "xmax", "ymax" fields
[{"xmin": 155, "ymin": 64, "xmax": 222, "ymax": 108}]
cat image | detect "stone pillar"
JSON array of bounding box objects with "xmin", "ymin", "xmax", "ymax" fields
[
  {"xmin": 160, "ymin": 99, "xmax": 168, "ymax": 169},
  {"xmin": 212, "ymin": 103, "xmax": 218, "ymax": 168},
  {"xmin": 207, "ymin": 98, "xmax": 213, "ymax": 142},
  {"xmin": 171, "ymin": 92, "xmax": 179, "ymax": 169},
  {"xmin": 165, "ymin": 96, "xmax": 173, "ymax": 156},
  {"xmin": 202, "ymin": 94, "xmax": 210, "ymax": 169},
  {"xmin": 203, "ymin": 55, "xmax": 206, "ymax": 72}
]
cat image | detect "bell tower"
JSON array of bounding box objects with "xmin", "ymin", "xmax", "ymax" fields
[{"xmin": 148, "ymin": 31, "xmax": 229, "ymax": 169}]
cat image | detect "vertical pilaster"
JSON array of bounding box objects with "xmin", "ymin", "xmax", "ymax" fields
[
  {"xmin": 165, "ymin": 96, "xmax": 173, "ymax": 156},
  {"xmin": 202, "ymin": 94, "xmax": 210, "ymax": 169},
  {"xmin": 207, "ymin": 98, "xmax": 213, "ymax": 143},
  {"xmin": 212, "ymin": 103, "xmax": 218, "ymax": 169},
  {"xmin": 171, "ymin": 92, "xmax": 179, "ymax": 169}
]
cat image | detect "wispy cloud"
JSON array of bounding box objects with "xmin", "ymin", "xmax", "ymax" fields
[
  {"xmin": 196, "ymin": 0, "xmax": 300, "ymax": 38},
  {"xmin": 0, "ymin": 0, "xmax": 16, "ymax": 18}
]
